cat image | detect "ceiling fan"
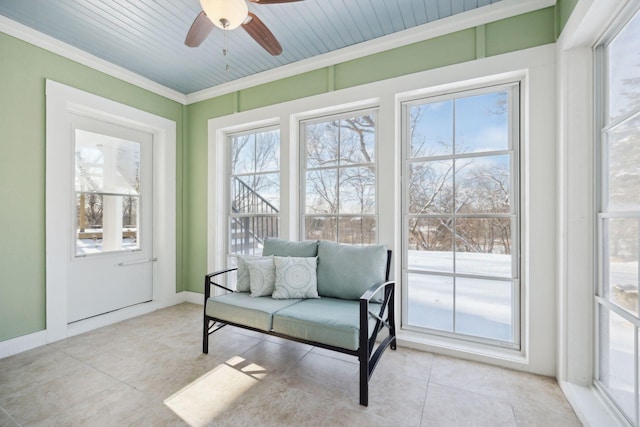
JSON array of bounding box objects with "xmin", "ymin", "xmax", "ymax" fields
[{"xmin": 185, "ymin": 0, "xmax": 303, "ymax": 56}]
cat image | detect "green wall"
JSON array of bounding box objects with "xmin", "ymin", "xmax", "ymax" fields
[
  {"xmin": 183, "ymin": 7, "xmax": 557, "ymax": 293},
  {"xmin": 0, "ymin": 32, "xmax": 185, "ymax": 342}
]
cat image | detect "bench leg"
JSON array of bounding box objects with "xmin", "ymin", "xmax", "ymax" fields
[
  {"xmin": 359, "ymin": 351, "xmax": 369, "ymax": 406},
  {"xmin": 203, "ymin": 316, "xmax": 209, "ymax": 354}
]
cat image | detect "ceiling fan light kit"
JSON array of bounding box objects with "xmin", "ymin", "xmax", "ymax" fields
[
  {"xmin": 200, "ymin": 0, "xmax": 248, "ymax": 30},
  {"xmin": 186, "ymin": 0, "xmax": 303, "ymax": 56}
]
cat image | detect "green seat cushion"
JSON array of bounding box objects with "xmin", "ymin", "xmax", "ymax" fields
[
  {"xmin": 272, "ymin": 298, "xmax": 381, "ymax": 351},
  {"xmin": 316, "ymin": 241, "xmax": 387, "ymax": 300},
  {"xmin": 262, "ymin": 238, "xmax": 319, "ymax": 257},
  {"xmin": 206, "ymin": 292, "xmax": 302, "ymax": 332}
]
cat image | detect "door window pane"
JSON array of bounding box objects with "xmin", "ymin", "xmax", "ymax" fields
[{"xmin": 75, "ymin": 130, "xmax": 141, "ymax": 255}]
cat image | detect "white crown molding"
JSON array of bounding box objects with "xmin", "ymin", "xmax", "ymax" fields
[
  {"xmin": 0, "ymin": 15, "xmax": 187, "ymax": 105},
  {"xmin": 186, "ymin": 0, "xmax": 555, "ymax": 104}
]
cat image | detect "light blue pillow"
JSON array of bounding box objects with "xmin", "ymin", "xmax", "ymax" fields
[
  {"xmin": 272, "ymin": 256, "xmax": 319, "ymax": 299},
  {"xmin": 235, "ymin": 255, "xmax": 267, "ymax": 292},
  {"xmin": 246, "ymin": 257, "xmax": 276, "ymax": 297},
  {"xmin": 262, "ymin": 238, "xmax": 319, "ymax": 257},
  {"xmin": 316, "ymin": 241, "xmax": 387, "ymax": 300}
]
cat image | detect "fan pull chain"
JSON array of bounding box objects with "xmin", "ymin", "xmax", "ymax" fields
[{"xmin": 222, "ymin": 20, "xmax": 230, "ymax": 73}]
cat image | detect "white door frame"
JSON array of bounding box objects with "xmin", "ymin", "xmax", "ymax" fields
[{"xmin": 45, "ymin": 80, "xmax": 178, "ymax": 342}]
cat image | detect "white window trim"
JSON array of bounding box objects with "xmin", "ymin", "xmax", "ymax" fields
[{"xmin": 206, "ymin": 43, "xmax": 556, "ymax": 376}]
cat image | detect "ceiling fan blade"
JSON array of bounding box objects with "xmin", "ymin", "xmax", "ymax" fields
[
  {"xmin": 248, "ymin": 0, "xmax": 303, "ymax": 4},
  {"xmin": 185, "ymin": 11, "xmax": 214, "ymax": 47},
  {"xmin": 241, "ymin": 12, "xmax": 282, "ymax": 56}
]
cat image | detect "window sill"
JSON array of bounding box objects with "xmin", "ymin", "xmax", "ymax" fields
[
  {"xmin": 397, "ymin": 329, "xmax": 528, "ymax": 371},
  {"xmin": 559, "ymin": 381, "xmax": 631, "ymax": 427}
]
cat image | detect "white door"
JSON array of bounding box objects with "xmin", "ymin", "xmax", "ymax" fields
[{"xmin": 67, "ymin": 116, "xmax": 154, "ymax": 323}]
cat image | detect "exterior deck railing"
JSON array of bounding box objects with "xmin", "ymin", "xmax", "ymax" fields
[{"xmin": 230, "ymin": 177, "xmax": 279, "ymax": 254}]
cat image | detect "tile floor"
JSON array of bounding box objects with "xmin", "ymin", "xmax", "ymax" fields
[{"xmin": 0, "ymin": 303, "xmax": 581, "ymax": 426}]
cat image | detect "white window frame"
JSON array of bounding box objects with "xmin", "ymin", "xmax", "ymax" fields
[
  {"xmin": 207, "ymin": 117, "xmax": 281, "ymax": 281},
  {"xmin": 226, "ymin": 125, "xmax": 281, "ymax": 257},
  {"xmin": 594, "ymin": 4, "xmax": 640, "ymax": 425},
  {"xmin": 400, "ymin": 82, "xmax": 521, "ymax": 350}
]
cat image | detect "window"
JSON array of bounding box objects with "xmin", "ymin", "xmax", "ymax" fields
[
  {"xmin": 301, "ymin": 111, "xmax": 377, "ymax": 244},
  {"xmin": 402, "ymin": 84, "xmax": 520, "ymax": 347},
  {"xmin": 596, "ymin": 7, "xmax": 640, "ymax": 425},
  {"xmin": 74, "ymin": 129, "xmax": 144, "ymax": 256},
  {"xmin": 228, "ymin": 127, "xmax": 280, "ymax": 255}
]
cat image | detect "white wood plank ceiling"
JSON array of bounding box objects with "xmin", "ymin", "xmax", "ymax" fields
[{"xmin": 0, "ymin": 0, "xmax": 503, "ymax": 95}]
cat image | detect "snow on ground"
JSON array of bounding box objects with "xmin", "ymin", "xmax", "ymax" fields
[{"xmin": 406, "ymin": 250, "xmax": 513, "ymax": 341}]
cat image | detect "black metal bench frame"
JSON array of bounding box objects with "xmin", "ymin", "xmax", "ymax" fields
[{"xmin": 203, "ymin": 250, "xmax": 396, "ymax": 406}]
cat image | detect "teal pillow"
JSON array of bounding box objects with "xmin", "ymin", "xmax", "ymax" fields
[
  {"xmin": 262, "ymin": 238, "xmax": 319, "ymax": 257},
  {"xmin": 316, "ymin": 241, "xmax": 387, "ymax": 300},
  {"xmin": 236, "ymin": 255, "xmax": 267, "ymax": 292},
  {"xmin": 272, "ymin": 256, "xmax": 319, "ymax": 299},
  {"xmin": 246, "ymin": 257, "xmax": 276, "ymax": 297}
]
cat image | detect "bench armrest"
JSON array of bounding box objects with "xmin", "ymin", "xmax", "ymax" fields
[
  {"xmin": 359, "ymin": 280, "xmax": 394, "ymax": 302},
  {"xmin": 204, "ymin": 268, "xmax": 238, "ymax": 300},
  {"xmin": 359, "ymin": 280, "xmax": 395, "ymax": 339}
]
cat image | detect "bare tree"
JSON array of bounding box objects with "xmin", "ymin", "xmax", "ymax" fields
[{"xmin": 304, "ymin": 116, "xmax": 376, "ymax": 243}]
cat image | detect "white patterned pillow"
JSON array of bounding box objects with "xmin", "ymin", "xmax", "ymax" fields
[
  {"xmin": 272, "ymin": 256, "xmax": 319, "ymax": 299},
  {"xmin": 246, "ymin": 257, "xmax": 276, "ymax": 297},
  {"xmin": 236, "ymin": 255, "xmax": 266, "ymax": 292}
]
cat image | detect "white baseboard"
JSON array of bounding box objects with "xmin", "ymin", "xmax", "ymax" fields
[
  {"xmin": 184, "ymin": 291, "xmax": 204, "ymax": 305},
  {"xmin": 0, "ymin": 330, "xmax": 47, "ymax": 359},
  {"xmin": 0, "ymin": 293, "xmax": 191, "ymax": 359},
  {"xmin": 559, "ymin": 380, "xmax": 630, "ymax": 427}
]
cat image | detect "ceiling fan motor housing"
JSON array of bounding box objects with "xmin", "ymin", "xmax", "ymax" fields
[{"xmin": 200, "ymin": 0, "xmax": 248, "ymax": 30}]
